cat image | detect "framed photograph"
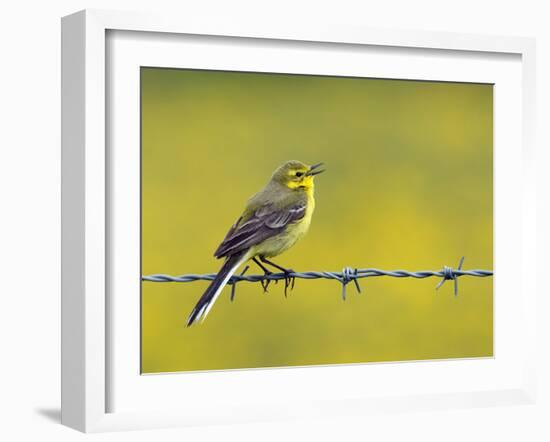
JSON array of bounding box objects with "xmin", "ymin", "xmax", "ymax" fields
[{"xmin": 61, "ymin": 9, "xmax": 537, "ymax": 432}]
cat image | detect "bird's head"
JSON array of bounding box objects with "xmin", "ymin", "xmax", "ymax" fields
[{"xmin": 271, "ymin": 160, "xmax": 325, "ymax": 191}]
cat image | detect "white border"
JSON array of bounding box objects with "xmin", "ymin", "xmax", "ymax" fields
[
  {"xmin": 61, "ymin": 9, "xmax": 537, "ymax": 433},
  {"xmin": 110, "ymin": 29, "xmax": 522, "ymax": 411}
]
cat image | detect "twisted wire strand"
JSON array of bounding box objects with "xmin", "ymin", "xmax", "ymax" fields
[
  {"xmin": 142, "ymin": 257, "xmax": 493, "ymax": 300},
  {"xmin": 142, "ymin": 268, "xmax": 493, "ymax": 283}
]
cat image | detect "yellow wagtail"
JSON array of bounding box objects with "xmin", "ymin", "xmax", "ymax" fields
[{"xmin": 187, "ymin": 160, "xmax": 325, "ymax": 326}]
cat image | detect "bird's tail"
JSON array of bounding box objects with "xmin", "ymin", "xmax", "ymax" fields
[{"xmin": 186, "ymin": 251, "xmax": 247, "ymax": 326}]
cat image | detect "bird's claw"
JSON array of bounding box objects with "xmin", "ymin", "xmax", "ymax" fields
[
  {"xmin": 283, "ymin": 269, "xmax": 295, "ymax": 298},
  {"xmin": 261, "ymin": 271, "xmax": 272, "ymax": 293}
]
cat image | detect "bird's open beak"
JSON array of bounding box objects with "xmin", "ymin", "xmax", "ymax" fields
[{"xmin": 306, "ymin": 162, "xmax": 326, "ymax": 176}]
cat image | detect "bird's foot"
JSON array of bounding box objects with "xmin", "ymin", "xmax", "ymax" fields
[
  {"xmin": 257, "ymin": 257, "xmax": 295, "ymax": 297},
  {"xmin": 283, "ymin": 269, "xmax": 296, "ymax": 298},
  {"xmin": 261, "ymin": 271, "xmax": 273, "ymax": 293}
]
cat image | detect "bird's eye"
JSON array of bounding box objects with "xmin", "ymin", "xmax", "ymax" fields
[{"xmin": 295, "ymin": 171, "xmax": 304, "ymax": 177}]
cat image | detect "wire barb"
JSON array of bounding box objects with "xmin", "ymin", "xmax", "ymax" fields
[
  {"xmin": 230, "ymin": 265, "xmax": 249, "ymax": 302},
  {"xmin": 435, "ymin": 256, "xmax": 465, "ymax": 296},
  {"xmin": 340, "ymin": 267, "xmax": 362, "ymax": 300},
  {"xmin": 143, "ymin": 256, "xmax": 492, "ymax": 299}
]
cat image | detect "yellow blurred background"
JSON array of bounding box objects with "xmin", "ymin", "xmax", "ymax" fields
[{"xmin": 141, "ymin": 67, "xmax": 493, "ymax": 374}]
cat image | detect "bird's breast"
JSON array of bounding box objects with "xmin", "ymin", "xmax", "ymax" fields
[{"xmin": 292, "ymin": 191, "xmax": 315, "ymax": 239}]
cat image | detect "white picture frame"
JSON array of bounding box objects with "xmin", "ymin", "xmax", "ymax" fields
[{"xmin": 61, "ymin": 9, "xmax": 537, "ymax": 433}]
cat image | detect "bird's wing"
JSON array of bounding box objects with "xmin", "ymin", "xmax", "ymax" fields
[{"xmin": 214, "ymin": 201, "xmax": 307, "ymax": 258}]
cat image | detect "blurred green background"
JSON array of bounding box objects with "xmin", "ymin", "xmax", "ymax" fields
[{"xmin": 141, "ymin": 67, "xmax": 493, "ymax": 374}]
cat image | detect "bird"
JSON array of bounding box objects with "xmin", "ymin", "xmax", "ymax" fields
[{"xmin": 186, "ymin": 160, "xmax": 325, "ymax": 326}]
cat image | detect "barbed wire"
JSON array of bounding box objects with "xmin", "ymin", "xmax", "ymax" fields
[{"xmin": 142, "ymin": 256, "xmax": 493, "ymax": 300}]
